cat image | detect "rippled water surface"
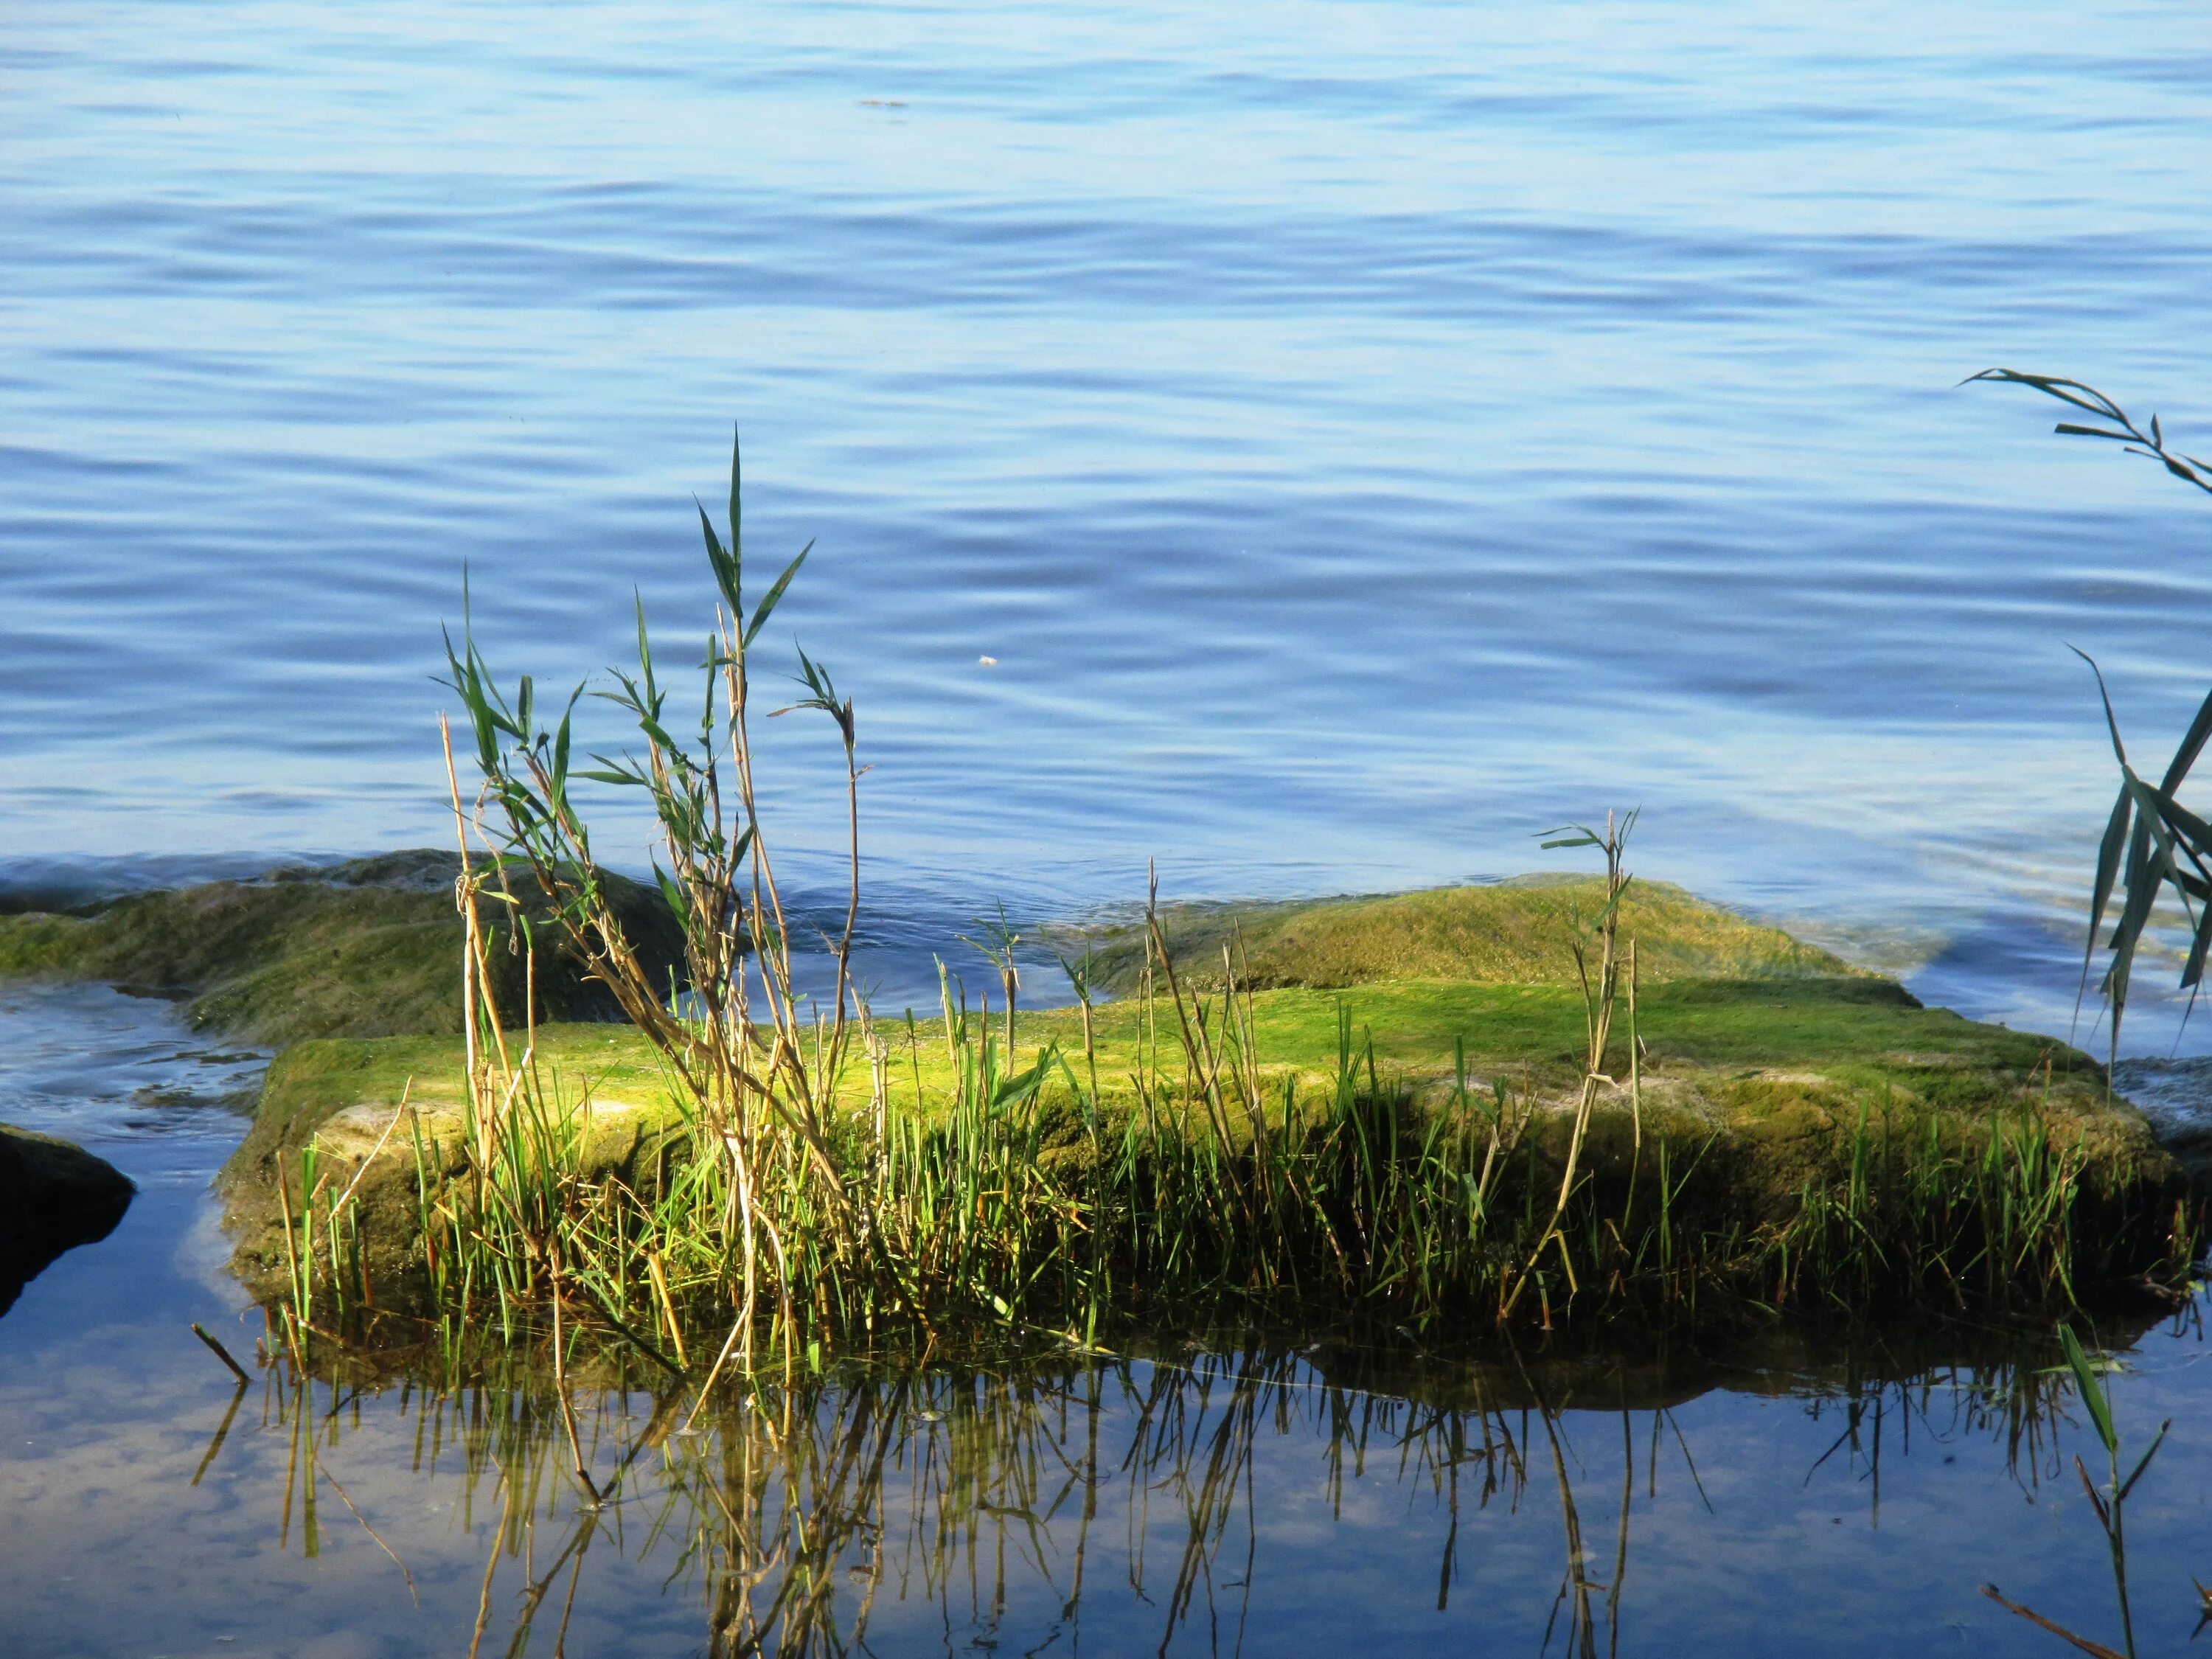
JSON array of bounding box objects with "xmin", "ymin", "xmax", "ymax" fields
[{"xmin": 6, "ymin": 1, "xmax": 2212, "ymax": 1040}]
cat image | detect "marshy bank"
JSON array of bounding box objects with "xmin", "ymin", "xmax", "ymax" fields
[
  {"xmin": 0, "ymin": 439, "xmax": 2197, "ymax": 1374},
  {"xmin": 0, "ymin": 851, "xmax": 2195, "ymax": 1364}
]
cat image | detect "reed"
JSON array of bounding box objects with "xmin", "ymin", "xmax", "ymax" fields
[
  {"xmin": 257, "ymin": 430, "xmax": 2200, "ymax": 1375},
  {"xmin": 1969, "ymin": 369, "xmax": 2212, "ymax": 1059}
]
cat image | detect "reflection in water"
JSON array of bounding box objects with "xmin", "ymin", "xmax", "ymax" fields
[
  {"xmin": 209, "ymin": 1335, "xmax": 2108, "ymax": 1658},
  {"xmin": 12, "ymin": 990, "xmax": 2210, "ymax": 1656}
]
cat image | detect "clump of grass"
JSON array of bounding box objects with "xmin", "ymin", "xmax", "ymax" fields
[{"xmin": 253, "ymin": 430, "xmax": 2202, "ymax": 1377}]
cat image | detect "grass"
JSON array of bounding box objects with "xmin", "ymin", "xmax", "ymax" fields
[
  {"xmin": 1970, "ymin": 371, "xmax": 2212, "ymax": 1060},
  {"xmin": 233, "ymin": 973, "xmax": 2160, "ymax": 1164},
  {"xmin": 223, "ymin": 958, "xmax": 2194, "ymax": 1371},
  {"xmin": 1983, "ymin": 1324, "xmax": 2176, "ymax": 1659},
  {"xmin": 215, "ymin": 428, "xmax": 2202, "ymax": 1380}
]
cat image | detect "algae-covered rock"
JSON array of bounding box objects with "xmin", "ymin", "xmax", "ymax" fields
[
  {"xmin": 1077, "ymin": 877, "xmax": 1857, "ymax": 994},
  {"xmin": 218, "ymin": 1027, "xmax": 685, "ymax": 1305},
  {"xmin": 214, "ymin": 975, "xmax": 2197, "ymax": 1317},
  {"xmin": 0, "ymin": 850, "xmax": 685, "ymax": 1047},
  {"xmin": 205, "ymin": 871, "xmax": 2200, "ymax": 1324},
  {"xmin": 0, "ymin": 1124, "xmax": 135, "ymax": 1317}
]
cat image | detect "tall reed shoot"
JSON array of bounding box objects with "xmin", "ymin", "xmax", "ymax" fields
[
  {"xmin": 1983, "ymin": 1324, "xmax": 2172, "ymax": 1659},
  {"xmin": 440, "ymin": 431, "xmax": 859, "ymax": 1369},
  {"xmin": 1970, "ymin": 369, "xmax": 2212, "ymax": 1058}
]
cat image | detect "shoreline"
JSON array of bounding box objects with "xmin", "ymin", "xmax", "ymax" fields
[{"xmin": 6, "ymin": 852, "xmax": 2198, "ymax": 1358}]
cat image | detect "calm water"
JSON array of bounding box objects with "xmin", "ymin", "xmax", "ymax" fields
[
  {"xmin": 4, "ymin": 2, "xmax": 2212, "ymax": 1044},
  {"xmin": 4, "ymin": 985, "xmax": 2212, "ymax": 1659}
]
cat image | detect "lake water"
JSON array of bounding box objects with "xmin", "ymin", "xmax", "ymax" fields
[
  {"xmin": 6, "ymin": 1, "xmax": 2212, "ymax": 1046},
  {"xmin": 7, "ymin": 11, "xmax": 2212, "ymax": 1652},
  {"xmin": 4, "ymin": 984, "xmax": 2212, "ymax": 1659}
]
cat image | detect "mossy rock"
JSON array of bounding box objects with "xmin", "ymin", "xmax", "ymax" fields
[
  {"xmin": 1074, "ymin": 877, "xmax": 1857, "ymax": 995},
  {"xmin": 217, "ymin": 975, "xmax": 2193, "ymax": 1315},
  {"xmin": 218, "ymin": 1026, "xmax": 686, "ymax": 1306},
  {"xmin": 204, "ymin": 872, "xmax": 2198, "ymax": 1323},
  {"xmin": 0, "ymin": 849, "xmax": 685, "ymax": 1047}
]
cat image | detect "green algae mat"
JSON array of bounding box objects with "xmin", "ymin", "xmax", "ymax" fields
[
  {"xmin": 0, "ymin": 860, "xmax": 2188, "ymax": 1319},
  {"xmin": 220, "ymin": 878, "xmax": 2182, "ymax": 1299},
  {"xmin": 0, "ymin": 849, "xmax": 683, "ymax": 1046}
]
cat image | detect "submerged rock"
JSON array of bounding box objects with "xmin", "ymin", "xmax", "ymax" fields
[
  {"xmin": 214, "ymin": 973, "xmax": 2198, "ymax": 1321},
  {"xmin": 0, "ymin": 1124, "xmax": 134, "ymax": 1317},
  {"xmin": 2112, "ymin": 1056, "xmax": 2212, "ymax": 1181},
  {"xmin": 0, "ymin": 849, "xmax": 686, "ymax": 1047}
]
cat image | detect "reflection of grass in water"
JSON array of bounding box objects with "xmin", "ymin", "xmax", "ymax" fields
[
  {"xmin": 204, "ymin": 1335, "xmax": 2104, "ymax": 1658},
  {"xmin": 1984, "ymin": 1326, "xmax": 2174, "ymax": 1659}
]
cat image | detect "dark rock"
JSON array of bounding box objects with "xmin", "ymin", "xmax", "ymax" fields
[{"xmin": 0, "ymin": 1124, "xmax": 135, "ymax": 1317}]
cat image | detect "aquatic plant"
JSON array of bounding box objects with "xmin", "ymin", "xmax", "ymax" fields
[
  {"xmin": 438, "ymin": 429, "xmax": 860, "ymax": 1373},
  {"xmin": 1982, "ymin": 1324, "xmax": 2171, "ymax": 1659},
  {"xmin": 250, "ymin": 429, "xmax": 2197, "ymax": 1379},
  {"xmin": 1969, "ymin": 369, "xmax": 2212, "ymax": 1057},
  {"xmin": 1505, "ymin": 808, "xmax": 1637, "ymax": 1316}
]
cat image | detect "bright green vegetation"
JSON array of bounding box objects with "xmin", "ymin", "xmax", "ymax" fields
[
  {"xmin": 223, "ymin": 953, "xmax": 2192, "ymax": 1365},
  {"xmin": 205, "ymin": 435, "xmax": 2200, "ymax": 1382},
  {"xmin": 1077, "ymin": 876, "xmax": 1855, "ymax": 993},
  {"xmin": 0, "ymin": 849, "xmax": 684, "ymax": 1046},
  {"xmin": 239, "ymin": 969, "xmax": 2135, "ymax": 1141}
]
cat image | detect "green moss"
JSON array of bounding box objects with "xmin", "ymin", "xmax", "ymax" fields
[
  {"xmin": 220, "ymin": 1021, "xmax": 693, "ymax": 1304},
  {"xmin": 208, "ymin": 873, "xmax": 2191, "ymax": 1320},
  {"xmin": 0, "ymin": 913, "xmax": 94, "ymax": 977},
  {"xmin": 0, "ymin": 849, "xmax": 684, "ymax": 1047},
  {"xmin": 1076, "ymin": 876, "xmax": 1857, "ymax": 993},
  {"xmin": 232, "ymin": 975, "xmax": 2131, "ymax": 1140},
  {"xmin": 232, "ymin": 973, "xmax": 2170, "ymax": 1218}
]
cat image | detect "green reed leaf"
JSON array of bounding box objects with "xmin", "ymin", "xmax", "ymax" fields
[
  {"xmin": 2060, "ymin": 1325, "xmax": 2118, "ymax": 1456},
  {"xmin": 744, "ymin": 540, "xmax": 812, "ymax": 649},
  {"xmin": 2157, "ymin": 686, "xmax": 2212, "ymax": 795},
  {"xmin": 2117, "ymin": 1419, "xmax": 2170, "ymax": 1502},
  {"xmin": 698, "ymin": 504, "xmax": 740, "ymax": 621},
  {"xmin": 726, "ymin": 425, "xmax": 742, "ymax": 560}
]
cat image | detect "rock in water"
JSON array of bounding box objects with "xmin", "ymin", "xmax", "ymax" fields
[
  {"xmin": 0, "ymin": 1124, "xmax": 135, "ymax": 1317},
  {"xmin": 0, "ymin": 849, "xmax": 689, "ymax": 1047}
]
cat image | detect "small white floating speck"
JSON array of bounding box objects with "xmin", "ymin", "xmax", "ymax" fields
[{"xmin": 978, "ymin": 655, "xmax": 998, "ymax": 667}]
